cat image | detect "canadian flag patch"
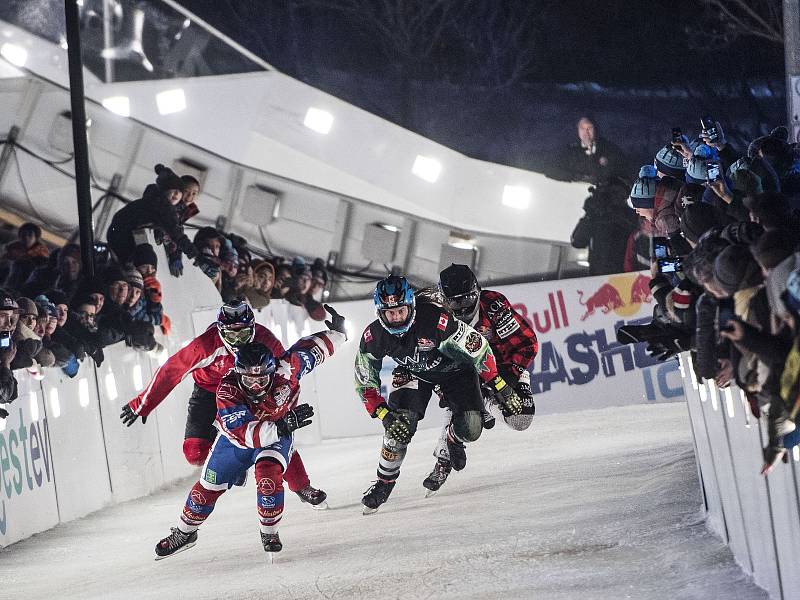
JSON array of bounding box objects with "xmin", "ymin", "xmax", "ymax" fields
[
  {"xmin": 364, "ymin": 328, "xmax": 373, "ymax": 343},
  {"xmin": 437, "ymin": 314, "xmax": 449, "ymax": 331}
]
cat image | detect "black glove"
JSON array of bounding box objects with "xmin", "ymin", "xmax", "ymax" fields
[
  {"xmin": 761, "ymin": 445, "xmax": 788, "ymax": 475},
  {"xmin": 177, "ymin": 235, "xmax": 198, "ymax": 260},
  {"xmin": 276, "ymin": 403, "xmax": 314, "ymax": 437},
  {"xmin": 90, "ymin": 347, "xmax": 104, "ymax": 367},
  {"xmin": 490, "ymin": 376, "xmax": 523, "ymax": 416},
  {"xmin": 120, "ymin": 403, "xmax": 147, "ymax": 427},
  {"xmin": 375, "ymin": 406, "xmax": 413, "ymax": 444},
  {"xmin": 169, "ymin": 256, "xmax": 184, "ymax": 278},
  {"xmin": 0, "ymin": 407, "xmax": 8, "ymax": 419},
  {"xmin": 323, "ymin": 304, "xmax": 346, "ymax": 337},
  {"xmin": 516, "ymin": 381, "xmax": 533, "ymax": 399}
]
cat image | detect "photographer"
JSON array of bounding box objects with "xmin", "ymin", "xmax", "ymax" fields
[
  {"xmin": 0, "ymin": 290, "xmax": 19, "ymax": 415},
  {"xmin": 571, "ymin": 178, "xmax": 638, "ymax": 275}
]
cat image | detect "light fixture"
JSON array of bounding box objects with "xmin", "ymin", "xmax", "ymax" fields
[
  {"xmin": 101, "ymin": 96, "xmax": 131, "ymax": 117},
  {"xmin": 448, "ymin": 232, "xmax": 476, "ymax": 251},
  {"xmin": 156, "ymin": 88, "xmax": 187, "ymax": 115},
  {"xmin": 105, "ymin": 371, "xmax": 118, "ymax": 401},
  {"xmin": 29, "ymin": 391, "xmax": 39, "ymax": 421},
  {"xmin": 576, "ymin": 260, "xmax": 590, "ymax": 267},
  {"xmin": 304, "ymin": 107, "xmax": 334, "ymax": 134},
  {"xmin": 133, "ymin": 364, "xmax": 143, "ymax": 390},
  {"xmin": 502, "ymin": 185, "xmax": 531, "ymax": 209},
  {"xmin": 378, "ymin": 223, "xmax": 400, "ymax": 232},
  {"xmin": 1, "ymin": 43, "xmax": 28, "ymax": 67},
  {"xmin": 79, "ymin": 377, "xmax": 91, "ymax": 408},
  {"xmin": 412, "ymin": 155, "xmax": 442, "ymax": 183},
  {"xmin": 49, "ymin": 388, "xmax": 61, "ymax": 419}
]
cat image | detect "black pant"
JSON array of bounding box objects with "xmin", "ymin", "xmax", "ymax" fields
[{"xmin": 184, "ymin": 384, "xmax": 217, "ymax": 440}]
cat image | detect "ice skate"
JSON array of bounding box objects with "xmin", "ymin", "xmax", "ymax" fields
[
  {"xmin": 361, "ymin": 479, "xmax": 396, "ymax": 514},
  {"xmin": 446, "ymin": 437, "xmax": 467, "ymax": 471},
  {"xmin": 295, "ymin": 485, "xmax": 329, "ymax": 510},
  {"xmin": 154, "ymin": 527, "xmax": 197, "ymax": 560},
  {"xmin": 423, "ymin": 458, "xmax": 452, "ymax": 497},
  {"xmin": 261, "ymin": 532, "xmax": 282, "ymax": 563}
]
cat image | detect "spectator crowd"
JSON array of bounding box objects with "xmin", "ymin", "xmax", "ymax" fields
[
  {"xmin": 0, "ymin": 163, "xmax": 329, "ymax": 415},
  {"xmin": 574, "ymin": 116, "xmax": 800, "ymax": 475}
]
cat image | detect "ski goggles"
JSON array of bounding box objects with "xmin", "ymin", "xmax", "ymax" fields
[
  {"xmin": 220, "ymin": 325, "xmax": 254, "ymax": 347},
  {"xmin": 240, "ymin": 372, "xmax": 273, "ymax": 396},
  {"xmin": 444, "ymin": 292, "xmax": 478, "ymax": 312}
]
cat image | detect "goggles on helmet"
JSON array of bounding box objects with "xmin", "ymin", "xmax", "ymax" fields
[
  {"xmin": 220, "ymin": 325, "xmax": 255, "ymax": 348},
  {"xmin": 240, "ymin": 372, "xmax": 273, "ymax": 398},
  {"xmin": 444, "ymin": 291, "xmax": 478, "ymax": 312}
]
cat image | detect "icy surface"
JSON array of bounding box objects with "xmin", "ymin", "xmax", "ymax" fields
[{"xmin": 4, "ymin": 404, "xmax": 767, "ymax": 600}]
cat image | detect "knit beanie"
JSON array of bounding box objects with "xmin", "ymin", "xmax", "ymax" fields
[
  {"xmin": 17, "ymin": 296, "xmax": 38, "ymax": 317},
  {"xmin": 132, "ymin": 243, "xmax": 158, "ymax": 269},
  {"xmin": 628, "ymin": 165, "xmax": 658, "ymax": 209},
  {"xmin": 34, "ymin": 295, "xmax": 58, "ymax": 317},
  {"xmin": 102, "ymin": 265, "xmax": 126, "ymax": 286},
  {"xmin": 713, "ymin": 245, "xmax": 761, "ymax": 296},
  {"xmin": 680, "ymin": 202, "xmax": 726, "ymax": 244},
  {"xmin": 45, "ymin": 289, "xmax": 68, "ymax": 307},
  {"xmin": 123, "ymin": 267, "xmax": 144, "ymax": 290},
  {"xmin": 291, "ymin": 256, "xmax": 311, "ymax": 277},
  {"xmin": 654, "ymin": 144, "xmax": 686, "ymax": 177},
  {"xmin": 685, "ymin": 144, "xmax": 717, "ymax": 184},
  {"xmin": 0, "ymin": 289, "xmax": 19, "ymax": 312},
  {"xmin": 154, "ymin": 163, "xmax": 183, "ymax": 192}
]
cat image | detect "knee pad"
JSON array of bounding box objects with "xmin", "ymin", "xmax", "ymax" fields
[
  {"xmin": 452, "ymin": 410, "xmax": 483, "ymax": 443},
  {"xmin": 183, "ymin": 437, "xmax": 212, "ymax": 466}
]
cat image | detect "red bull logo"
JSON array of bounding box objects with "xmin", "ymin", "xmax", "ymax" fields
[{"xmin": 577, "ymin": 273, "xmax": 652, "ymax": 321}]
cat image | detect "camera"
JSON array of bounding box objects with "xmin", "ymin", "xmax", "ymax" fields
[
  {"xmin": 700, "ymin": 115, "xmax": 718, "ymax": 142},
  {"xmin": 651, "ymin": 236, "xmax": 670, "ymax": 260},
  {"xmin": 706, "ymin": 160, "xmax": 721, "ymax": 182},
  {"xmin": 671, "ymin": 127, "xmax": 682, "ymax": 143},
  {"xmin": 0, "ymin": 330, "xmax": 11, "ymax": 350},
  {"xmin": 658, "ymin": 256, "xmax": 683, "ymax": 274}
]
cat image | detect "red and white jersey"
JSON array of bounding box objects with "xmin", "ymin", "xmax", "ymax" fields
[
  {"xmin": 128, "ymin": 324, "xmax": 284, "ymax": 418},
  {"xmin": 214, "ymin": 330, "xmax": 345, "ymax": 449}
]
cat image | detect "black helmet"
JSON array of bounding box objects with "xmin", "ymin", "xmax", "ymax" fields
[
  {"xmin": 438, "ymin": 263, "xmax": 480, "ymax": 321},
  {"xmin": 216, "ymin": 299, "xmax": 256, "ymax": 351},
  {"xmin": 233, "ymin": 342, "xmax": 277, "ymax": 402}
]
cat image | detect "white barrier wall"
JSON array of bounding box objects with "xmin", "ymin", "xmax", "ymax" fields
[
  {"xmin": 1, "ymin": 270, "xmax": 684, "ymax": 548},
  {"xmin": 679, "ymin": 353, "xmax": 800, "ymax": 600}
]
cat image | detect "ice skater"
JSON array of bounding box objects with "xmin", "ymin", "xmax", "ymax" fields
[{"xmin": 154, "ymin": 305, "xmax": 346, "ymax": 559}]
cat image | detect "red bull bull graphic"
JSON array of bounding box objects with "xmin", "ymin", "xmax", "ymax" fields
[{"xmin": 577, "ymin": 273, "xmax": 653, "ymax": 321}]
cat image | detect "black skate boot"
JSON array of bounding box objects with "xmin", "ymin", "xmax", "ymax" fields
[
  {"xmin": 423, "ymin": 458, "xmax": 452, "ymax": 496},
  {"xmin": 362, "ymin": 479, "xmax": 396, "ymax": 514},
  {"xmin": 295, "ymin": 485, "xmax": 329, "ymax": 509},
  {"xmin": 482, "ymin": 409, "xmax": 496, "ymax": 430},
  {"xmin": 154, "ymin": 527, "xmax": 197, "ymax": 560},
  {"xmin": 447, "ymin": 437, "xmax": 467, "ymax": 471},
  {"xmin": 261, "ymin": 531, "xmax": 283, "ymax": 553}
]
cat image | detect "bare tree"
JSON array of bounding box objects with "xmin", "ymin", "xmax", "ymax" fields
[{"xmin": 690, "ymin": 0, "xmax": 782, "ymax": 48}]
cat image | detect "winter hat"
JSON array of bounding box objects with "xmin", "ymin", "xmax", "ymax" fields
[
  {"xmin": 102, "ymin": 265, "xmax": 127, "ymax": 286},
  {"xmin": 132, "ymin": 243, "xmax": 158, "ymax": 269},
  {"xmin": 34, "ymin": 295, "xmax": 58, "ymax": 318},
  {"xmin": 291, "ymin": 256, "xmax": 311, "ymax": 277},
  {"xmin": 783, "ymin": 267, "xmax": 800, "ymax": 317},
  {"xmin": 654, "ymin": 144, "xmax": 686, "ymax": 178},
  {"xmin": 680, "ymin": 202, "xmax": 727, "ymax": 244},
  {"xmin": 122, "ymin": 267, "xmax": 144, "ymax": 290},
  {"xmin": 685, "ymin": 144, "xmax": 717, "ymax": 184},
  {"xmin": 221, "ymin": 238, "xmax": 238, "ymax": 262},
  {"xmin": 45, "ymin": 289, "xmax": 67, "ymax": 307},
  {"xmin": 713, "ymin": 244, "xmax": 761, "ymax": 296},
  {"xmin": 0, "ymin": 289, "xmax": 20, "ymax": 312},
  {"xmin": 16, "ymin": 296, "xmax": 39, "ymax": 317},
  {"xmin": 154, "ymin": 164, "xmax": 183, "ymax": 192},
  {"xmin": 628, "ymin": 165, "xmax": 658, "ymax": 209},
  {"xmin": 311, "ymin": 257, "xmax": 328, "ymax": 284}
]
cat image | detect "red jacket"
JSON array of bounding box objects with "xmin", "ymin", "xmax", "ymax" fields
[
  {"xmin": 215, "ymin": 330, "xmax": 344, "ymax": 448},
  {"xmin": 128, "ymin": 324, "xmax": 284, "ymax": 418}
]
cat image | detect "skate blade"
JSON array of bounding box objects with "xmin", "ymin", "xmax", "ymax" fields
[
  {"xmin": 311, "ymin": 501, "xmax": 329, "ymax": 510},
  {"xmin": 265, "ymin": 552, "xmax": 277, "ymax": 564},
  {"xmin": 425, "ymin": 489, "xmax": 438, "ymax": 498},
  {"xmin": 362, "ymin": 505, "xmax": 379, "ymax": 515},
  {"xmin": 154, "ymin": 540, "xmax": 196, "ymax": 561}
]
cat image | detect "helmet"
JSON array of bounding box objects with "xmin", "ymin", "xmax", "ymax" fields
[
  {"xmin": 374, "ymin": 275, "xmax": 416, "ymax": 336},
  {"xmin": 439, "ymin": 263, "xmax": 480, "ymax": 322},
  {"xmin": 216, "ymin": 299, "xmax": 255, "ymax": 352},
  {"xmin": 233, "ymin": 342, "xmax": 277, "ymax": 402}
]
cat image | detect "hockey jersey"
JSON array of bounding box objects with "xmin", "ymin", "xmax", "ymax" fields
[
  {"xmin": 127, "ymin": 324, "xmax": 284, "ymax": 418},
  {"xmin": 215, "ymin": 329, "xmax": 344, "ymax": 449},
  {"xmin": 355, "ymin": 302, "xmax": 499, "ymax": 415},
  {"xmin": 467, "ymin": 290, "xmax": 538, "ymax": 382}
]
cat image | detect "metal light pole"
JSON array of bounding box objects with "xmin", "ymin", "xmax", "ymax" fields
[
  {"xmin": 64, "ymin": 0, "xmax": 95, "ymax": 278},
  {"xmin": 785, "ymin": 0, "xmax": 800, "ymax": 140}
]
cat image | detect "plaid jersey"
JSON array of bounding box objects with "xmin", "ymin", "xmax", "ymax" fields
[{"xmin": 470, "ymin": 290, "xmax": 538, "ymax": 381}]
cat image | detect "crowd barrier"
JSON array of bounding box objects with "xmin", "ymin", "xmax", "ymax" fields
[
  {"xmin": 679, "ymin": 353, "xmax": 800, "ymax": 600},
  {"xmin": 2, "ymin": 270, "xmax": 685, "ymax": 547}
]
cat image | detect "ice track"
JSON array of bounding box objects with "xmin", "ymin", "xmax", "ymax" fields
[{"xmin": 3, "ymin": 404, "xmax": 767, "ymax": 600}]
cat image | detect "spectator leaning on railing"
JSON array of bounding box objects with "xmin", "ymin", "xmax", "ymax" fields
[{"xmin": 0, "ymin": 290, "xmax": 19, "ymax": 415}]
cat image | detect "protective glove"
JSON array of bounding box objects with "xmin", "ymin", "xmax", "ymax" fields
[
  {"xmin": 276, "ymin": 403, "xmax": 314, "ymax": 437},
  {"xmin": 169, "ymin": 257, "xmax": 184, "ymax": 278},
  {"xmin": 490, "ymin": 376, "xmax": 523, "ymax": 416},
  {"xmin": 120, "ymin": 403, "xmax": 147, "ymax": 427},
  {"xmin": 177, "ymin": 235, "xmax": 198, "ymax": 260},
  {"xmin": 0, "ymin": 407, "xmax": 8, "ymax": 419},
  {"xmin": 323, "ymin": 304, "xmax": 346, "ymax": 338},
  {"xmin": 375, "ymin": 405, "xmax": 413, "ymax": 444},
  {"xmin": 90, "ymin": 347, "xmax": 104, "ymax": 367},
  {"xmin": 760, "ymin": 445, "xmax": 788, "ymax": 476}
]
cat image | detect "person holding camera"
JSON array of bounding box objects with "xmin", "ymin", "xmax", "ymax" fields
[
  {"xmin": 553, "ymin": 117, "xmax": 627, "ymax": 184},
  {"xmin": 0, "ymin": 291, "xmax": 19, "ymax": 415}
]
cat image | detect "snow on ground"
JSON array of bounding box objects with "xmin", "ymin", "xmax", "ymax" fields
[{"xmin": 3, "ymin": 403, "xmax": 767, "ymax": 600}]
